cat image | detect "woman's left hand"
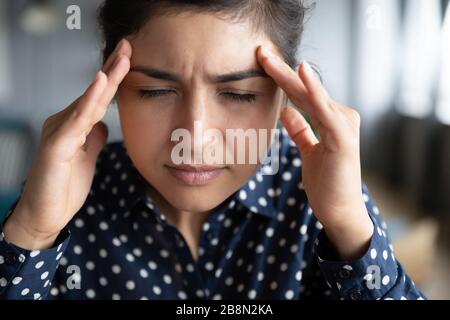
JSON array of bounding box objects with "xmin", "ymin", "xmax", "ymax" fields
[{"xmin": 257, "ymin": 46, "xmax": 374, "ymax": 261}]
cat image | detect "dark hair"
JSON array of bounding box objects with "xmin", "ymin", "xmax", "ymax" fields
[{"xmin": 97, "ymin": 0, "xmax": 309, "ymax": 69}]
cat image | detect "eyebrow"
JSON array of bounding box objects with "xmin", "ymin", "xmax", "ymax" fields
[{"xmin": 129, "ymin": 66, "xmax": 269, "ymax": 83}]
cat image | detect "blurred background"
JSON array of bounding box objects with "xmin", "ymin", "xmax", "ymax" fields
[{"xmin": 0, "ymin": 0, "xmax": 449, "ymax": 299}]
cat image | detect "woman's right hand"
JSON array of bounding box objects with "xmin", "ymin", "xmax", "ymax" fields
[{"xmin": 3, "ymin": 39, "xmax": 132, "ymax": 250}]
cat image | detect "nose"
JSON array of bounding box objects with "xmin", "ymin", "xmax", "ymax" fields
[{"xmin": 173, "ymin": 91, "xmax": 218, "ymax": 164}]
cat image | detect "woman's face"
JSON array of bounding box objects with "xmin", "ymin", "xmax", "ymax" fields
[{"xmin": 117, "ymin": 11, "xmax": 285, "ymax": 213}]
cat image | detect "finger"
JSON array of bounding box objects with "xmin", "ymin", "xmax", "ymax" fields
[
  {"xmin": 59, "ymin": 71, "xmax": 108, "ymax": 138},
  {"xmin": 281, "ymin": 106, "xmax": 319, "ymax": 154},
  {"xmin": 258, "ymin": 46, "xmax": 336, "ymax": 130},
  {"xmin": 102, "ymin": 38, "xmax": 132, "ymax": 73},
  {"xmin": 96, "ymin": 53, "xmax": 131, "ymax": 116},
  {"xmin": 298, "ymin": 62, "xmax": 334, "ymax": 122},
  {"xmin": 257, "ymin": 46, "xmax": 313, "ymax": 114},
  {"xmin": 81, "ymin": 121, "xmax": 108, "ymax": 164}
]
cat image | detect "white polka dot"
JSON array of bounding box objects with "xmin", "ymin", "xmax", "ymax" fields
[
  {"xmin": 86, "ymin": 261, "xmax": 95, "ymax": 270},
  {"xmin": 99, "ymin": 277, "xmax": 108, "ymax": 286},
  {"xmin": 270, "ymin": 281, "xmax": 278, "ymax": 290},
  {"xmin": 363, "ymin": 274, "xmax": 373, "ymax": 281},
  {"xmin": 363, "ymin": 193, "xmax": 370, "ymax": 202},
  {"xmin": 40, "ymin": 272, "xmax": 49, "ymax": 280},
  {"xmin": 257, "ymin": 272, "xmax": 264, "ymax": 281},
  {"xmin": 33, "ymin": 293, "xmax": 41, "ymax": 300},
  {"xmin": 382, "ymin": 275, "xmax": 390, "ymax": 285},
  {"xmin": 292, "ymin": 158, "xmax": 302, "ymax": 167},
  {"xmin": 112, "ymin": 293, "xmax": 121, "ymax": 300},
  {"xmin": 12, "ymin": 277, "xmax": 22, "ymax": 285},
  {"xmin": 0, "ymin": 278, "xmax": 7, "ymax": 287},
  {"xmin": 287, "ymin": 197, "xmax": 296, "ymax": 206},
  {"xmin": 239, "ymin": 190, "xmax": 247, "ymax": 200},
  {"xmin": 163, "ymin": 274, "xmax": 172, "ymax": 284},
  {"xmin": 205, "ymin": 262, "xmax": 214, "ymax": 271},
  {"xmin": 75, "ymin": 218, "xmax": 84, "ymax": 228},
  {"xmin": 87, "ymin": 206, "xmax": 96, "ymax": 215},
  {"xmin": 290, "ymin": 244, "xmax": 299, "ymax": 253},
  {"xmin": 139, "ymin": 269, "xmax": 148, "ymax": 278},
  {"xmin": 296, "ymin": 271, "xmax": 302, "ymax": 281},
  {"xmin": 299, "ymin": 224, "xmax": 307, "ymax": 235},
  {"xmin": 178, "ymin": 291, "xmax": 187, "ymax": 299},
  {"xmin": 225, "ymin": 277, "xmax": 234, "ymax": 286},
  {"xmin": 248, "ymin": 289, "xmax": 257, "ymax": 299},
  {"xmin": 30, "ymin": 250, "xmax": 40, "ymax": 258},
  {"xmin": 153, "ymin": 286, "xmax": 162, "ymax": 295},
  {"xmin": 285, "ymin": 289, "xmax": 294, "ymax": 299},
  {"xmin": 196, "ymin": 290, "xmax": 205, "ymax": 298},
  {"xmin": 370, "ymin": 248, "xmax": 377, "ymax": 259},
  {"xmin": 248, "ymin": 180, "xmax": 256, "ymax": 190},
  {"xmin": 383, "ymin": 250, "xmax": 388, "ymax": 260},
  {"xmin": 160, "ymin": 249, "xmax": 169, "ymax": 258},
  {"xmin": 35, "ymin": 261, "xmax": 44, "ymax": 269},
  {"xmin": 265, "ymin": 227, "xmax": 274, "ymax": 237},
  {"xmin": 73, "ymin": 245, "xmax": 82, "ymax": 255},
  {"xmin": 315, "ymin": 221, "xmax": 323, "ymax": 230},
  {"xmin": 86, "ymin": 289, "xmax": 96, "ymax": 299},
  {"xmin": 87, "ymin": 234, "xmax": 96, "ymax": 243},
  {"xmin": 282, "ymin": 171, "xmax": 292, "ymax": 181},
  {"xmin": 223, "ymin": 218, "xmax": 232, "ymax": 228},
  {"xmin": 258, "ymin": 197, "xmax": 267, "ymax": 207},
  {"xmin": 145, "ymin": 235, "xmax": 154, "ymax": 245},
  {"xmin": 126, "ymin": 280, "xmax": 135, "ymax": 290},
  {"xmin": 267, "ymin": 188, "xmax": 275, "ymax": 197},
  {"xmin": 373, "ymin": 206, "xmax": 380, "ymax": 215},
  {"xmin": 99, "ymin": 249, "xmax": 108, "ymax": 258},
  {"xmin": 255, "ymin": 244, "xmax": 264, "ymax": 254},
  {"xmin": 112, "ymin": 265, "xmax": 121, "ymax": 274},
  {"xmin": 21, "ymin": 288, "xmax": 30, "ymax": 296},
  {"xmin": 50, "ymin": 287, "xmax": 59, "ymax": 296},
  {"xmin": 99, "ymin": 221, "xmax": 108, "ymax": 231},
  {"xmin": 148, "ymin": 261, "xmax": 157, "ymax": 270}
]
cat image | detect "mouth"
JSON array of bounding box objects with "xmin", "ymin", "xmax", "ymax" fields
[{"xmin": 165, "ymin": 164, "xmax": 227, "ymax": 186}]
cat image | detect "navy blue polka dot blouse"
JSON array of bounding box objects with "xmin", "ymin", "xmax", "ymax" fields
[{"xmin": 0, "ymin": 129, "xmax": 426, "ymax": 300}]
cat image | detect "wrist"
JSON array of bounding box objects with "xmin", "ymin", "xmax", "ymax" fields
[
  {"xmin": 3, "ymin": 206, "xmax": 59, "ymax": 251},
  {"xmin": 321, "ymin": 205, "xmax": 374, "ymax": 261}
]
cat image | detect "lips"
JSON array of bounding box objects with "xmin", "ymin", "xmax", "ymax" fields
[{"xmin": 166, "ymin": 164, "xmax": 226, "ymax": 185}]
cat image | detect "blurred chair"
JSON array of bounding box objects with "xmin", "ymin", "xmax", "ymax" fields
[{"xmin": 0, "ymin": 117, "xmax": 35, "ymax": 222}]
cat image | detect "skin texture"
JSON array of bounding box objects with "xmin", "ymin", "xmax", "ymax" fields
[
  {"xmin": 117, "ymin": 13, "xmax": 284, "ymax": 257},
  {"xmin": 4, "ymin": 11, "xmax": 372, "ymax": 262}
]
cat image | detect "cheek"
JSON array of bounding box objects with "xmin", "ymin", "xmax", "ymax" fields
[{"xmin": 117, "ymin": 98, "xmax": 173, "ymax": 162}]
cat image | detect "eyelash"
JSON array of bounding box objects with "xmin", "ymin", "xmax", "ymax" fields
[{"xmin": 138, "ymin": 90, "xmax": 257, "ymax": 104}]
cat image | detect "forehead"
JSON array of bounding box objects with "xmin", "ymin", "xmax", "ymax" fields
[{"xmin": 128, "ymin": 11, "xmax": 275, "ymax": 73}]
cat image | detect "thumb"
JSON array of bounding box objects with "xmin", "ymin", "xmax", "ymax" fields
[{"xmin": 82, "ymin": 121, "xmax": 109, "ymax": 163}]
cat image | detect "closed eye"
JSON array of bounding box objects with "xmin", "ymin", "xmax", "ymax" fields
[
  {"xmin": 221, "ymin": 92, "xmax": 257, "ymax": 103},
  {"xmin": 138, "ymin": 89, "xmax": 176, "ymax": 99},
  {"xmin": 138, "ymin": 89, "xmax": 257, "ymax": 103}
]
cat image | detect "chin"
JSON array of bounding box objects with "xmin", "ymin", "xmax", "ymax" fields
[{"xmin": 161, "ymin": 188, "xmax": 230, "ymax": 213}]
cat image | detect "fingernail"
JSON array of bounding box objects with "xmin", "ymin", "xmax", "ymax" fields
[
  {"xmin": 302, "ymin": 61, "xmax": 313, "ymax": 75},
  {"xmin": 115, "ymin": 39, "xmax": 125, "ymax": 52},
  {"xmin": 261, "ymin": 46, "xmax": 276, "ymax": 60}
]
